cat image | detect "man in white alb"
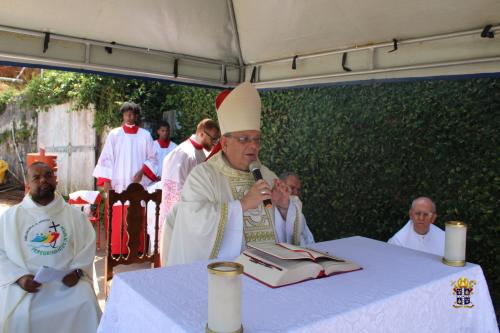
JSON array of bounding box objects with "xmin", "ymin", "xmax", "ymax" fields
[
  {"xmin": 93, "ymin": 102, "xmax": 158, "ymax": 254},
  {"xmin": 279, "ymin": 171, "xmax": 315, "ymax": 245},
  {"xmin": 162, "ymin": 82, "xmax": 309, "ymax": 266},
  {"xmin": 388, "ymin": 196, "xmax": 445, "ymax": 256},
  {"xmin": 158, "ymin": 118, "xmax": 220, "ymax": 229},
  {"xmin": 0, "ymin": 162, "xmax": 100, "ymax": 333}
]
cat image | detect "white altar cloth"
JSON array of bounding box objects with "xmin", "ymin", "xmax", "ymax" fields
[{"xmin": 97, "ymin": 236, "xmax": 497, "ymax": 333}]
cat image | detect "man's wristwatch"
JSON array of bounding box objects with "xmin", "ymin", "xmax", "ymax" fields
[{"xmin": 74, "ymin": 269, "xmax": 84, "ymax": 279}]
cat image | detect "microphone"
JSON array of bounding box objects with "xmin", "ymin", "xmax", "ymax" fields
[{"xmin": 249, "ymin": 161, "xmax": 272, "ymax": 208}]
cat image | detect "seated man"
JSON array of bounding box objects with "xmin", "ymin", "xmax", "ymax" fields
[
  {"xmin": 388, "ymin": 196, "xmax": 445, "ymax": 256},
  {"xmin": 279, "ymin": 171, "xmax": 315, "ymax": 245},
  {"xmin": 162, "ymin": 82, "xmax": 310, "ymax": 266},
  {"xmin": 0, "ymin": 162, "xmax": 101, "ymax": 333}
]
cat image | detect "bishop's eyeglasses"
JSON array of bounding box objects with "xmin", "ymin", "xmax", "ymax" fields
[{"xmin": 225, "ymin": 134, "xmax": 261, "ymax": 145}]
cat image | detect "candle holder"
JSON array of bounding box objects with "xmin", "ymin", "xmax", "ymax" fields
[
  {"xmin": 206, "ymin": 262, "xmax": 244, "ymax": 333},
  {"xmin": 442, "ymin": 221, "xmax": 467, "ymax": 267}
]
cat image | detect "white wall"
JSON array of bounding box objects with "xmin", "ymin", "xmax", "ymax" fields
[{"xmin": 37, "ymin": 103, "xmax": 96, "ymax": 195}]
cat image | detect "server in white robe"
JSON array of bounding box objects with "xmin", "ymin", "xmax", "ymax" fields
[
  {"xmin": 158, "ymin": 119, "xmax": 220, "ymax": 230},
  {"xmin": 93, "ymin": 102, "xmax": 157, "ymax": 192},
  {"xmin": 388, "ymin": 196, "xmax": 445, "ymax": 256},
  {"xmin": 93, "ymin": 102, "xmax": 157, "ymax": 254},
  {"xmin": 162, "ymin": 82, "xmax": 310, "ymax": 266},
  {"xmin": 153, "ymin": 121, "xmax": 177, "ymax": 178},
  {"xmin": 0, "ymin": 162, "xmax": 100, "ymax": 333}
]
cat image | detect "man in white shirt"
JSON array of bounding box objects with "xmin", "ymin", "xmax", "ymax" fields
[
  {"xmin": 0, "ymin": 162, "xmax": 101, "ymax": 333},
  {"xmin": 388, "ymin": 196, "xmax": 445, "ymax": 256},
  {"xmin": 162, "ymin": 82, "xmax": 310, "ymax": 266},
  {"xmin": 279, "ymin": 172, "xmax": 315, "ymax": 245}
]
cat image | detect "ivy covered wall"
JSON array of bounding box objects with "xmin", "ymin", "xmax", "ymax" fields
[{"xmin": 176, "ymin": 78, "xmax": 499, "ymax": 311}]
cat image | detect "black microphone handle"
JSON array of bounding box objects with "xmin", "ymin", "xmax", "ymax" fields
[{"xmin": 250, "ymin": 168, "xmax": 273, "ymax": 208}]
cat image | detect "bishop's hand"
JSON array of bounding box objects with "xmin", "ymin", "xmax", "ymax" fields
[
  {"xmin": 16, "ymin": 274, "xmax": 41, "ymax": 293},
  {"xmin": 240, "ymin": 179, "xmax": 272, "ymax": 211},
  {"xmin": 271, "ymin": 179, "xmax": 291, "ymax": 216}
]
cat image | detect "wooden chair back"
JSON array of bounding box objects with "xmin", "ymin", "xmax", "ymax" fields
[{"xmin": 104, "ymin": 183, "xmax": 161, "ymax": 296}]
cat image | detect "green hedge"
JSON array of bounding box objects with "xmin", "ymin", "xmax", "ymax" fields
[{"xmin": 258, "ymin": 79, "xmax": 499, "ymax": 314}]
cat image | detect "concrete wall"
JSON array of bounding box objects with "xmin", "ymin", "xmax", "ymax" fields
[
  {"xmin": 38, "ymin": 103, "xmax": 96, "ymax": 195},
  {"xmin": 0, "ymin": 101, "xmax": 37, "ymax": 185}
]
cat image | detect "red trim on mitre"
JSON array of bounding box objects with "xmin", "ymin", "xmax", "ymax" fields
[
  {"xmin": 156, "ymin": 139, "xmax": 170, "ymax": 148},
  {"xmin": 189, "ymin": 138, "xmax": 203, "ymax": 150},
  {"xmin": 122, "ymin": 125, "xmax": 139, "ymax": 134},
  {"xmin": 216, "ymin": 89, "xmax": 232, "ymax": 110},
  {"xmin": 142, "ymin": 165, "xmax": 157, "ymax": 181},
  {"xmin": 205, "ymin": 142, "xmax": 221, "ymax": 161},
  {"xmin": 96, "ymin": 177, "xmax": 111, "ymax": 187}
]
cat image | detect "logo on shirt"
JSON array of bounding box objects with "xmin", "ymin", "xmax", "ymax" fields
[
  {"xmin": 24, "ymin": 219, "xmax": 68, "ymax": 256},
  {"xmin": 451, "ymin": 277, "xmax": 476, "ymax": 308}
]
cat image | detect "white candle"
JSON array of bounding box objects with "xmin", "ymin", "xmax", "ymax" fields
[
  {"xmin": 443, "ymin": 221, "xmax": 467, "ymax": 267},
  {"xmin": 207, "ymin": 262, "xmax": 243, "ymax": 333}
]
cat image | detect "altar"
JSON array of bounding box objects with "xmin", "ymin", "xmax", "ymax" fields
[{"xmin": 97, "ymin": 236, "xmax": 497, "ymax": 332}]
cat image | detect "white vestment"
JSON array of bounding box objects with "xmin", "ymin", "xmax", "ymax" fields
[
  {"xmin": 153, "ymin": 139, "xmax": 177, "ymax": 178},
  {"xmin": 162, "ymin": 152, "xmax": 308, "ymax": 266},
  {"xmin": 159, "ymin": 135, "xmax": 206, "ymax": 229},
  {"xmin": 388, "ymin": 219, "xmax": 445, "ymax": 256},
  {"xmin": 0, "ymin": 194, "xmax": 101, "ymax": 333},
  {"xmin": 92, "ymin": 126, "xmax": 158, "ymax": 192}
]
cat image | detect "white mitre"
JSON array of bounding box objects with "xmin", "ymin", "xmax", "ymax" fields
[{"xmin": 217, "ymin": 81, "xmax": 261, "ymax": 135}]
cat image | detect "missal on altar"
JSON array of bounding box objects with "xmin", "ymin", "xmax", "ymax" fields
[{"xmin": 235, "ymin": 242, "xmax": 362, "ymax": 288}]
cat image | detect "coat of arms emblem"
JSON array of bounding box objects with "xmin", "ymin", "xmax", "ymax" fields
[{"xmin": 451, "ymin": 277, "xmax": 476, "ymax": 308}]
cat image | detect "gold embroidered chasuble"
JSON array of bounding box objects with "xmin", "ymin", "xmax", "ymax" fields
[
  {"xmin": 208, "ymin": 152, "xmax": 277, "ymax": 252},
  {"xmin": 163, "ymin": 151, "xmax": 303, "ymax": 266}
]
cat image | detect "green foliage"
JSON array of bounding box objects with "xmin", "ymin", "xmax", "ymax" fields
[
  {"xmin": 22, "ymin": 71, "xmax": 182, "ymax": 134},
  {"xmin": 258, "ymin": 79, "xmax": 499, "ymax": 311},
  {"xmin": 0, "ymin": 88, "xmax": 19, "ymax": 115}
]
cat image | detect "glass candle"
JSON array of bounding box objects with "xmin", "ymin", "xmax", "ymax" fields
[
  {"xmin": 207, "ymin": 262, "xmax": 244, "ymax": 333},
  {"xmin": 442, "ymin": 221, "xmax": 467, "ymax": 267}
]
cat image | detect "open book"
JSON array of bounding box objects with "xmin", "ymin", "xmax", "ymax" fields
[{"xmin": 235, "ymin": 242, "xmax": 361, "ymax": 288}]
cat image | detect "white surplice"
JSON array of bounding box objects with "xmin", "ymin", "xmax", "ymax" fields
[
  {"xmin": 162, "ymin": 151, "xmax": 308, "ymax": 266},
  {"xmin": 158, "ymin": 135, "xmax": 206, "ymax": 230},
  {"xmin": 388, "ymin": 219, "xmax": 445, "ymax": 256},
  {"xmin": 153, "ymin": 139, "xmax": 177, "ymax": 178},
  {"xmin": 0, "ymin": 194, "xmax": 101, "ymax": 333},
  {"xmin": 92, "ymin": 126, "xmax": 158, "ymax": 192}
]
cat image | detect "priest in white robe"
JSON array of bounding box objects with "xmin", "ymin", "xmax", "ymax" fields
[
  {"xmin": 162, "ymin": 82, "xmax": 310, "ymax": 266},
  {"xmin": 0, "ymin": 162, "xmax": 100, "ymax": 333},
  {"xmin": 93, "ymin": 102, "xmax": 157, "ymax": 254},
  {"xmin": 158, "ymin": 118, "xmax": 220, "ymax": 230},
  {"xmin": 388, "ymin": 196, "xmax": 445, "ymax": 256},
  {"xmin": 153, "ymin": 121, "xmax": 177, "ymax": 179}
]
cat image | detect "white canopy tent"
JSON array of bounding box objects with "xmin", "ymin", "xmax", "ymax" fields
[{"xmin": 0, "ymin": 0, "xmax": 499, "ymax": 89}]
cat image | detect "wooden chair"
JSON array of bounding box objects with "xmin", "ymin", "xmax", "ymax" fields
[{"xmin": 104, "ymin": 183, "xmax": 161, "ymax": 296}]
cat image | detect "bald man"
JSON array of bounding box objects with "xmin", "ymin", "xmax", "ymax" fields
[
  {"xmin": 0, "ymin": 162, "xmax": 101, "ymax": 333},
  {"xmin": 388, "ymin": 197, "xmax": 445, "ymax": 256}
]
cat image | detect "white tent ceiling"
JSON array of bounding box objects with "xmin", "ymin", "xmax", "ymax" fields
[{"xmin": 0, "ymin": 0, "xmax": 499, "ymax": 89}]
